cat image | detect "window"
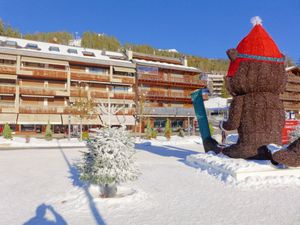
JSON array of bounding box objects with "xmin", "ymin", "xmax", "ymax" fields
[
  {"xmin": 49, "ymin": 46, "xmax": 60, "ymax": 52},
  {"xmin": 67, "ymin": 48, "xmax": 78, "ymax": 54},
  {"xmin": 112, "ymin": 86, "xmax": 129, "ymax": 93},
  {"xmin": 23, "ymin": 62, "xmax": 45, "ymax": 68},
  {"xmin": 82, "ymin": 51, "xmax": 95, "ymax": 57},
  {"xmin": 25, "ymin": 43, "xmax": 40, "ymax": 50},
  {"xmin": 137, "ymin": 66, "xmax": 158, "ymax": 75},
  {"xmin": 86, "ymin": 67, "xmax": 108, "ymax": 74},
  {"xmin": 0, "ymin": 59, "xmax": 16, "ymax": 65}
]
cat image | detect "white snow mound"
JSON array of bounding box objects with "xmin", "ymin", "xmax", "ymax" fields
[{"xmin": 186, "ymin": 152, "xmax": 300, "ymax": 187}]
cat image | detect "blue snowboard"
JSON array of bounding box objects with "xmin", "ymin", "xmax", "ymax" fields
[{"xmin": 191, "ymin": 89, "xmax": 222, "ymax": 153}]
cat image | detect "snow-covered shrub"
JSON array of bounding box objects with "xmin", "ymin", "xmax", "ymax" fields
[
  {"xmin": 289, "ymin": 123, "xmax": 300, "ymax": 142},
  {"xmin": 79, "ymin": 126, "xmax": 139, "ymax": 197},
  {"xmin": 2, "ymin": 123, "xmax": 12, "ymax": 139},
  {"xmin": 45, "ymin": 122, "xmax": 52, "ymax": 141}
]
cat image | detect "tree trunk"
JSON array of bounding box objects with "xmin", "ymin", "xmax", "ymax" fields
[{"xmin": 80, "ymin": 118, "xmax": 83, "ymax": 142}]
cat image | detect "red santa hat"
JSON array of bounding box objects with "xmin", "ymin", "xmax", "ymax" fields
[{"xmin": 227, "ymin": 16, "xmax": 285, "ymax": 77}]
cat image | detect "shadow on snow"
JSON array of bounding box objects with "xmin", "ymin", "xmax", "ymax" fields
[
  {"xmin": 23, "ymin": 203, "xmax": 67, "ymax": 225},
  {"xmin": 59, "ymin": 146, "xmax": 106, "ymax": 225}
]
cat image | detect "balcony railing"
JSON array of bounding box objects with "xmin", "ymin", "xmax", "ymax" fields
[
  {"xmin": 138, "ymin": 74, "xmax": 206, "ymax": 87},
  {"xmin": 112, "ymin": 92, "xmax": 135, "ymax": 100},
  {"xmin": 145, "ymin": 91, "xmax": 191, "ymax": 99},
  {"xmin": 0, "ymin": 65, "xmax": 17, "ymax": 74},
  {"xmin": 19, "ymin": 105, "xmax": 67, "ymax": 114},
  {"xmin": 20, "ymin": 67, "xmax": 68, "ymax": 80},
  {"xmin": 0, "ymin": 84, "xmax": 16, "ymax": 94},
  {"xmin": 20, "ymin": 86, "xmax": 68, "ymax": 96},
  {"xmin": 112, "ymin": 75, "xmax": 135, "ymax": 85}
]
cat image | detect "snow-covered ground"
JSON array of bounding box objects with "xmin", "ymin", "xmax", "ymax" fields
[
  {"xmin": 1, "ymin": 136, "xmax": 300, "ymax": 225},
  {"xmin": 0, "ymin": 137, "xmax": 86, "ymax": 148}
]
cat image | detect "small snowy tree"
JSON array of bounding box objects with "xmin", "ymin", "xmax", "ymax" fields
[
  {"xmin": 79, "ymin": 126, "xmax": 139, "ymax": 198},
  {"xmin": 2, "ymin": 123, "xmax": 12, "ymax": 139},
  {"xmin": 45, "ymin": 122, "xmax": 52, "ymax": 141},
  {"xmin": 164, "ymin": 118, "xmax": 172, "ymax": 140},
  {"xmin": 145, "ymin": 118, "xmax": 152, "ymax": 139}
]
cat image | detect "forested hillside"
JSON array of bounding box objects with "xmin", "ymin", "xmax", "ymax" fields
[{"xmin": 0, "ymin": 19, "xmax": 230, "ymax": 72}]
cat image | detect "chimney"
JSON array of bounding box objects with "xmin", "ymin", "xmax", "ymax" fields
[
  {"xmin": 126, "ymin": 49, "xmax": 133, "ymax": 60},
  {"xmin": 181, "ymin": 55, "xmax": 188, "ymax": 66}
]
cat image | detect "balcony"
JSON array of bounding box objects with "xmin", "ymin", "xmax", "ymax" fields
[
  {"xmin": 112, "ymin": 92, "xmax": 135, "ymax": 100},
  {"xmin": 18, "ymin": 67, "xmax": 68, "ymax": 80},
  {"xmin": 20, "ymin": 86, "xmax": 68, "ymax": 97},
  {"xmin": 111, "ymin": 75, "xmax": 135, "ymax": 85},
  {"xmin": 285, "ymin": 83, "xmax": 300, "ymax": 92},
  {"xmin": 19, "ymin": 105, "xmax": 68, "ymax": 114},
  {"xmin": 0, "ymin": 101, "xmax": 16, "ymax": 113},
  {"xmin": 0, "ymin": 84, "xmax": 16, "ymax": 94},
  {"xmin": 287, "ymin": 75, "xmax": 300, "ymax": 84},
  {"xmin": 143, "ymin": 91, "xmax": 192, "ymax": 102},
  {"xmin": 71, "ymin": 70, "xmax": 110, "ymax": 83},
  {"xmin": 138, "ymin": 74, "xmax": 206, "ymax": 88},
  {"xmin": 0, "ymin": 65, "xmax": 16, "ymax": 74}
]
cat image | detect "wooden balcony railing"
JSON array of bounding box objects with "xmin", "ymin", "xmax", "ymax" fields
[
  {"xmin": 19, "ymin": 105, "xmax": 67, "ymax": 114},
  {"xmin": 112, "ymin": 92, "xmax": 135, "ymax": 100},
  {"xmin": 112, "ymin": 75, "xmax": 135, "ymax": 85},
  {"xmin": 19, "ymin": 67, "xmax": 68, "ymax": 80},
  {"xmin": 20, "ymin": 86, "xmax": 68, "ymax": 96},
  {"xmin": 145, "ymin": 91, "xmax": 190, "ymax": 99},
  {"xmin": 0, "ymin": 65, "xmax": 17, "ymax": 74},
  {"xmin": 287, "ymin": 75, "xmax": 300, "ymax": 84},
  {"xmin": 0, "ymin": 84, "xmax": 16, "ymax": 94},
  {"xmin": 138, "ymin": 74, "xmax": 206, "ymax": 87},
  {"xmin": 280, "ymin": 93, "xmax": 300, "ymax": 101},
  {"xmin": 71, "ymin": 70, "xmax": 110, "ymax": 83}
]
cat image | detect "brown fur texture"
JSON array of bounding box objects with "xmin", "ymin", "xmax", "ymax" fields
[
  {"xmin": 222, "ymin": 54, "xmax": 287, "ymax": 160},
  {"xmin": 272, "ymin": 138, "xmax": 300, "ymax": 167}
]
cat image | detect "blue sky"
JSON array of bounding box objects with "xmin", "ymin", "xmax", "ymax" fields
[{"xmin": 0, "ymin": 0, "xmax": 299, "ymax": 61}]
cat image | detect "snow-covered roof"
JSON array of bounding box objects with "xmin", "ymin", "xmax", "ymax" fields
[
  {"xmin": 0, "ymin": 36, "xmax": 134, "ymax": 68},
  {"xmin": 133, "ymin": 59, "xmax": 201, "ymax": 73},
  {"xmin": 286, "ymin": 66, "xmax": 300, "ymax": 72}
]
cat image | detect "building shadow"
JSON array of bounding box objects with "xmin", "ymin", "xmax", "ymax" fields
[
  {"xmin": 135, "ymin": 143, "xmax": 200, "ymax": 160},
  {"xmin": 59, "ymin": 146, "xmax": 106, "ymax": 225},
  {"xmin": 23, "ymin": 203, "xmax": 67, "ymax": 225}
]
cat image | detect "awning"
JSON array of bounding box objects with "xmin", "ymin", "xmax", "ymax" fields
[
  {"xmin": 113, "ymin": 66, "xmax": 136, "ymax": 73},
  {"xmin": 0, "ymin": 113, "xmax": 17, "ymax": 124},
  {"xmin": 100, "ymin": 115, "xmax": 135, "ymax": 126},
  {"xmin": 17, "ymin": 114, "xmax": 62, "ymax": 125},
  {"xmin": 62, "ymin": 115, "xmax": 102, "ymax": 125},
  {"xmin": 0, "ymin": 53, "xmax": 17, "ymax": 61},
  {"xmin": 21, "ymin": 56, "xmax": 69, "ymax": 66},
  {"xmin": 0, "ymin": 74, "xmax": 17, "ymax": 80}
]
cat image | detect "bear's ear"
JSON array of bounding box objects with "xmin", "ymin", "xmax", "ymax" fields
[{"xmin": 226, "ymin": 48, "xmax": 238, "ymax": 62}]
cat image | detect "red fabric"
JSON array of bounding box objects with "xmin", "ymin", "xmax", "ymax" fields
[{"xmin": 227, "ymin": 24, "xmax": 283, "ymax": 77}]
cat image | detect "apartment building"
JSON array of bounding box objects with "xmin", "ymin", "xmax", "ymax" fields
[
  {"xmin": 0, "ymin": 36, "xmax": 136, "ymax": 134},
  {"xmin": 132, "ymin": 52, "xmax": 206, "ymax": 132},
  {"xmin": 206, "ymin": 73, "xmax": 224, "ymax": 96},
  {"xmin": 280, "ymin": 66, "xmax": 300, "ymax": 119}
]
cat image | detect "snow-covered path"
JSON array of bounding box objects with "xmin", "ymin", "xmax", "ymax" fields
[{"xmin": 1, "ymin": 139, "xmax": 300, "ymax": 225}]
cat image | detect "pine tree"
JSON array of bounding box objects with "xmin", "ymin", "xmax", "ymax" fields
[
  {"xmin": 79, "ymin": 127, "xmax": 139, "ymax": 197},
  {"xmin": 164, "ymin": 118, "xmax": 172, "ymax": 139},
  {"xmin": 2, "ymin": 123, "xmax": 12, "ymax": 139},
  {"xmin": 0, "ymin": 19, "xmax": 5, "ymax": 35},
  {"xmin": 45, "ymin": 122, "xmax": 52, "ymax": 141}
]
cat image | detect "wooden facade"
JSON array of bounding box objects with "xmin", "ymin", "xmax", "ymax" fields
[{"xmin": 280, "ymin": 66, "xmax": 300, "ymax": 118}]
